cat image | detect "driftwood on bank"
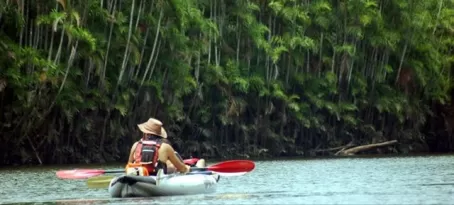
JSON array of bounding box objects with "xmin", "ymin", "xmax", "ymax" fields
[
  {"xmin": 335, "ymin": 140, "xmax": 398, "ymax": 156},
  {"xmin": 312, "ymin": 141, "xmax": 355, "ymax": 153}
]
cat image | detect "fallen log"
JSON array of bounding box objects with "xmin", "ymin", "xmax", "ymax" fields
[
  {"xmin": 312, "ymin": 141, "xmax": 355, "ymax": 153},
  {"xmin": 335, "ymin": 140, "xmax": 398, "ymax": 156}
]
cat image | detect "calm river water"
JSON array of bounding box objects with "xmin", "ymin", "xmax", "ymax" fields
[{"xmin": 1, "ymin": 155, "xmax": 454, "ymax": 204}]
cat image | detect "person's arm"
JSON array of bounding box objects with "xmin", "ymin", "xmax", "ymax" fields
[
  {"xmin": 128, "ymin": 142, "xmax": 138, "ymax": 163},
  {"xmin": 165, "ymin": 152, "xmax": 183, "ymax": 173},
  {"xmin": 165, "ymin": 144, "xmax": 190, "ymax": 173}
]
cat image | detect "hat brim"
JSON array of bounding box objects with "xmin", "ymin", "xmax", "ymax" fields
[
  {"xmin": 161, "ymin": 127, "xmax": 168, "ymax": 138},
  {"xmin": 137, "ymin": 124, "xmax": 167, "ymax": 138}
]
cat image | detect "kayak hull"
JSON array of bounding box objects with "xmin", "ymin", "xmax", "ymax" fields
[{"xmin": 108, "ymin": 171, "xmax": 220, "ymax": 198}]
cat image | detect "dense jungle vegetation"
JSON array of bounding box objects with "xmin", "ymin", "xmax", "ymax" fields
[{"xmin": 1, "ymin": 0, "xmax": 454, "ymax": 165}]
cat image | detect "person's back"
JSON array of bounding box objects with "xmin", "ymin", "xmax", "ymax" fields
[{"xmin": 127, "ymin": 118, "xmax": 189, "ymax": 176}]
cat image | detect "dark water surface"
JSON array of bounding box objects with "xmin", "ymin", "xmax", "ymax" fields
[{"xmin": 1, "ymin": 155, "xmax": 454, "ymax": 204}]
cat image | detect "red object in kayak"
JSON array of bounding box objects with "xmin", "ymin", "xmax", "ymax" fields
[{"xmin": 183, "ymin": 158, "xmax": 200, "ymax": 166}]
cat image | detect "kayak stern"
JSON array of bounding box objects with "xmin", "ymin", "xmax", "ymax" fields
[{"xmin": 108, "ymin": 172, "xmax": 220, "ymax": 198}]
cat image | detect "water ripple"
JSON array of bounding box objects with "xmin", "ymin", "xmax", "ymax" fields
[{"xmin": 2, "ymin": 155, "xmax": 454, "ymax": 204}]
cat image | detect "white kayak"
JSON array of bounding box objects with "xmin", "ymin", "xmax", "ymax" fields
[{"xmin": 108, "ymin": 170, "xmax": 220, "ymax": 198}]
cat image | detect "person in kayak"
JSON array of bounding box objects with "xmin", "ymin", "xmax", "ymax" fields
[{"xmin": 127, "ymin": 118, "xmax": 190, "ymax": 176}]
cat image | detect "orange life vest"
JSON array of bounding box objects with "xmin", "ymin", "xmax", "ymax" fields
[{"xmin": 132, "ymin": 139, "xmax": 162, "ymax": 173}]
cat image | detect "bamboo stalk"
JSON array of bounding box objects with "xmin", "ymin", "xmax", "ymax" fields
[
  {"xmin": 100, "ymin": 0, "xmax": 117, "ymax": 87},
  {"xmin": 394, "ymin": 42, "xmax": 408, "ymax": 85},
  {"xmin": 140, "ymin": 9, "xmax": 163, "ymax": 87},
  {"xmin": 116, "ymin": 0, "xmax": 136, "ymax": 86}
]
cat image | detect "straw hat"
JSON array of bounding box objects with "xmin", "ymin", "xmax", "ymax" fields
[{"xmin": 137, "ymin": 118, "xmax": 167, "ymax": 138}]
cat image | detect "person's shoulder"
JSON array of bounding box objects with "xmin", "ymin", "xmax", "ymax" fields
[{"xmin": 160, "ymin": 142, "xmax": 170, "ymax": 148}]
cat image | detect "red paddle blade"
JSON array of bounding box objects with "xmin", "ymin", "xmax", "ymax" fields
[
  {"xmin": 56, "ymin": 169, "xmax": 105, "ymax": 179},
  {"xmin": 207, "ymin": 160, "xmax": 255, "ymax": 173}
]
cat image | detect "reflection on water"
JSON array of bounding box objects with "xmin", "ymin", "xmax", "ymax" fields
[{"xmin": 2, "ymin": 155, "xmax": 454, "ymax": 204}]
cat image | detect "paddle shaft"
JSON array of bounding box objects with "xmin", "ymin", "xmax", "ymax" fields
[
  {"xmin": 75, "ymin": 166, "xmax": 205, "ymax": 177},
  {"xmin": 58, "ymin": 159, "xmax": 254, "ymax": 179},
  {"xmin": 90, "ymin": 166, "xmax": 210, "ymax": 175},
  {"xmin": 104, "ymin": 168, "xmax": 215, "ymax": 175},
  {"xmin": 103, "ymin": 169, "xmax": 125, "ymax": 174},
  {"xmin": 90, "ymin": 162, "xmax": 247, "ymax": 178}
]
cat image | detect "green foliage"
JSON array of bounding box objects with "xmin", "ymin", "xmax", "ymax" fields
[{"xmin": 1, "ymin": 0, "xmax": 454, "ymax": 165}]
